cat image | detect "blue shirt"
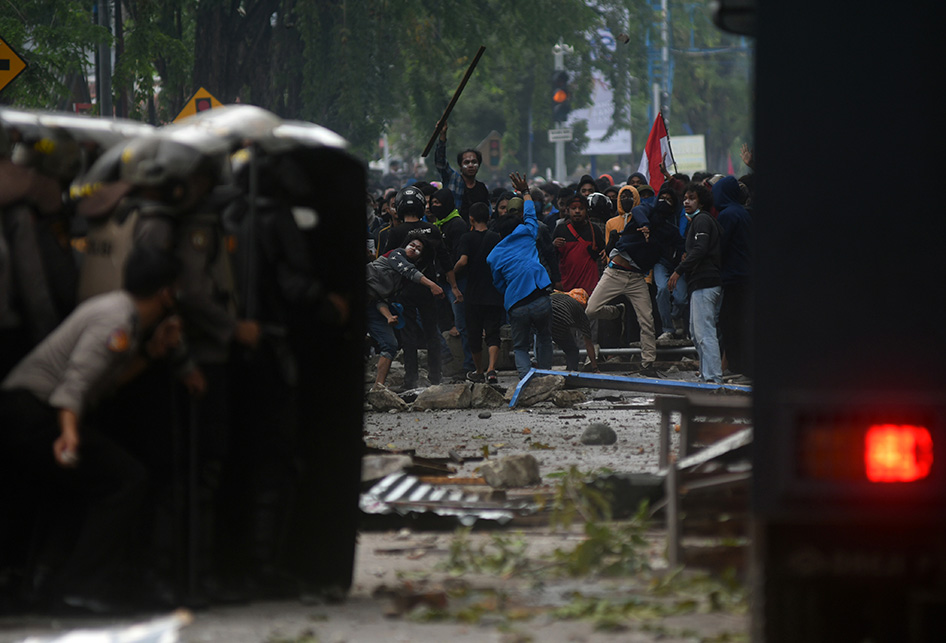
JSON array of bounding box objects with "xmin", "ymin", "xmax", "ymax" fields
[{"xmin": 486, "ymin": 200, "xmax": 552, "ymax": 312}]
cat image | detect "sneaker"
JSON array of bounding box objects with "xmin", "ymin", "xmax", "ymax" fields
[
  {"xmin": 486, "ymin": 370, "xmax": 499, "ymax": 385},
  {"xmin": 657, "ymin": 331, "xmax": 675, "ymax": 345},
  {"xmin": 466, "ymin": 371, "xmax": 486, "ymax": 383},
  {"xmin": 638, "ymin": 366, "xmax": 661, "ymax": 378}
]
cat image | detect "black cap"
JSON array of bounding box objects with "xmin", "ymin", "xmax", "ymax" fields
[{"xmin": 124, "ymin": 246, "xmax": 181, "ymax": 297}]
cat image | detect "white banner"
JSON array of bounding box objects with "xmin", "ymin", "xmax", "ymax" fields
[
  {"xmin": 568, "ymin": 71, "xmax": 632, "ymax": 156},
  {"xmin": 667, "ymin": 134, "xmax": 707, "ymax": 176}
]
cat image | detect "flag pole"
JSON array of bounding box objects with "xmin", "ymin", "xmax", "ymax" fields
[{"xmin": 659, "ymin": 111, "xmax": 678, "ymax": 174}]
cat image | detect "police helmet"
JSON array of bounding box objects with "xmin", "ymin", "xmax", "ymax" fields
[
  {"xmin": 587, "ymin": 192, "xmax": 613, "ymax": 220},
  {"xmin": 395, "ymin": 185, "xmax": 426, "ymax": 218},
  {"xmin": 10, "ymin": 126, "xmax": 81, "ymax": 181},
  {"xmin": 119, "ymin": 135, "xmax": 219, "ymax": 187}
]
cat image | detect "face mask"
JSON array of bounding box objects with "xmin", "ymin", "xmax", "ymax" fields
[
  {"xmin": 430, "ymin": 202, "xmax": 450, "ymax": 219},
  {"xmin": 654, "ymin": 198, "xmax": 674, "ymax": 215}
]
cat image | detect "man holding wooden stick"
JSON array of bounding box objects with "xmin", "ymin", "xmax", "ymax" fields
[{"xmin": 434, "ymin": 122, "xmax": 490, "ymax": 223}]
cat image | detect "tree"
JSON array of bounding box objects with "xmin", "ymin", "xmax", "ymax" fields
[
  {"xmin": 664, "ymin": 1, "xmax": 752, "ymax": 173},
  {"xmin": 0, "ymin": 1, "xmax": 110, "ymax": 109},
  {"xmin": 2, "ymin": 0, "xmax": 750, "ymax": 178}
]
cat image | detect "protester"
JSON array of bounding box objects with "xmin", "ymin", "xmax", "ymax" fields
[
  {"xmin": 669, "ymin": 182, "xmax": 724, "ymax": 383},
  {"xmin": 604, "ymin": 185, "xmax": 641, "ymax": 250},
  {"xmin": 487, "ymin": 172, "xmax": 554, "ymax": 379},
  {"xmin": 586, "ymin": 190, "xmax": 662, "ymax": 376},
  {"xmin": 551, "ymin": 289, "xmax": 599, "ymax": 372},
  {"xmin": 552, "ymin": 194, "xmax": 606, "ymax": 294},
  {"xmin": 430, "ymin": 187, "xmax": 473, "ymax": 372},
  {"xmin": 453, "ymin": 202, "xmax": 503, "ymax": 384},
  {"xmin": 382, "ymin": 185, "xmax": 460, "ymax": 388},
  {"xmin": 645, "ymin": 182, "xmax": 688, "ymax": 343},
  {"xmin": 714, "ymin": 175, "xmax": 753, "ymax": 378},
  {"xmin": 434, "ymin": 122, "xmax": 489, "ymax": 221},
  {"xmin": 577, "ymin": 174, "xmax": 597, "ymax": 198},
  {"xmin": 366, "ymin": 239, "xmax": 444, "ymax": 389}
]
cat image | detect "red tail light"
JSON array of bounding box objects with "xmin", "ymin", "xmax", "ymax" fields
[{"xmin": 865, "ymin": 424, "xmax": 933, "ymax": 483}]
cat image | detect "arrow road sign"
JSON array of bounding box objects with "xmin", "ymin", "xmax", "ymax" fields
[{"xmin": 0, "ymin": 36, "xmax": 27, "ymax": 94}]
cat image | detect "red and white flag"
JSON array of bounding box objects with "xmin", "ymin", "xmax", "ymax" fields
[{"xmin": 637, "ymin": 112, "xmax": 675, "ymax": 190}]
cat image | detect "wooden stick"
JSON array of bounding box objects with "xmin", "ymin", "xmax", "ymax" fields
[{"xmin": 421, "ymin": 45, "xmax": 486, "ymax": 157}]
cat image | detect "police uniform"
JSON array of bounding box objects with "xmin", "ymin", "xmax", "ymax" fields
[
  {"xmin": 77, "ymin": 177, "xmax": 242, "ymax": 599},
  {"xmin": 0, "ymin": 290, "xmax": 149, "ymax": 604},
  {"xmin": 1, "ymin": 163, "xmax": 79, "ymax": 378}
]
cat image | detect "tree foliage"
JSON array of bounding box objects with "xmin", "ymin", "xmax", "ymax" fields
[
  {"xmin": 0, "ymin": 1, "xmax": 110, "ymax": 110},
  {"xmin": 1, "ymin": 0, "xmax": 751, "ymax": 177}
]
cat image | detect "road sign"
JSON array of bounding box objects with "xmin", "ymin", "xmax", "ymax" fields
[
  {"xmin": 174, "ymin": 87, "xmax": 224, "ymax": 122},
  {"xmin": 0, "ymin": 36, "xmax": 27, "ymax": 94},
  {"xmin": 548, "ymin": 127, "xmax": 573, "ymax": 142}
]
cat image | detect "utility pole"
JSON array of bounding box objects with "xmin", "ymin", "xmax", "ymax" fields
[
  {"xmin": 646, "ymin": 0, "xmax": 673, "ymax": 124},
  {"xmin": 653, "ymin": 0, "xmax": 669, "ymax": 121},
  {"xmin": 552, "ymin": 39, "xmax": 573, "ymax": 183}
]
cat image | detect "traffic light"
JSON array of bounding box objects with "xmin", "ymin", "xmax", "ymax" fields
[
  {"xmin": 552, "ymin": 71, "xmax": 571, "ymax": 123},
  {"xmin": 488, "ymin": 138, "xmax": 501, "ymax": 169}
]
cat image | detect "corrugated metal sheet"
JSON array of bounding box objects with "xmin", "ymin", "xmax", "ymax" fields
[{"xmin": 360, "ymin": 473, "xmax": 536, "ymax": 526}]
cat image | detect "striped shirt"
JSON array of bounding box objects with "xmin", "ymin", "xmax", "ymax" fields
[{"xmin": 550, "ymin": 292, "xmax": 592, "ymax": 340}]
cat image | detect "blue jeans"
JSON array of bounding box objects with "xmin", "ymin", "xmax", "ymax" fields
[
  {"xmin": 689, "ymin": 286, "xmax": 723, "ymax": 383},
  {"xmin": 366, "ymin": 305, "xmax": 398, "ymax": 360},
  {"xmin": 654, "ymin": 261, "xmax": 687, "ymax": 335},
  {"xmin": 508, "ymin": 295, "xmax": 553, "ymax": 378}
]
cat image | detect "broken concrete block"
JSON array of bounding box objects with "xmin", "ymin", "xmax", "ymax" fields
[
  {"xmin": 581, "ymin": 422, "xmax": 617, "ymax": 445},
  {"xmin": 471, "ymin": 383, "xmax": 506, "ymax": 408},
  {"xmin": 412, "ymin": 383, "xmax": 472, "ymax": 410},
  {"xmin": 362, "ymin": 454, "xmax": 413, "ymax": 483},
  {"xmin": 367, "ymin": 386, "xmax": 410, "ymax": 412},
  {"xmin": 479, "ymin": 454, "xmax": 542, "ymax": 488},
  {"xmin": 516, "ymin": 374, "xmax": 565, "ymax": 407},
  {"xmin": 551, "ymin": 389, "xmax": 586, "ymax": 408}
]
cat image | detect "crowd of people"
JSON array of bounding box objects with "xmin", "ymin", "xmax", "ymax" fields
[
  {"xmin": 1, "ymin": 107, "xmax": 364, "ymax": 614},
  {"xmin": 364, "ymin": 124, "xmax": 754, "ymax": 390}
]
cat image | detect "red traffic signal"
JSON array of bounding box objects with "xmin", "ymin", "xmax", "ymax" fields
[{"xmin": 552, "ymin": 71, "xmax": 570, "ymax": 122}]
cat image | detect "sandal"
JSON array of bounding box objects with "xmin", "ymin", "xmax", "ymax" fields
[{"xmin": 486, "ymin": 370, "xmax": 498, "ymax": 385}]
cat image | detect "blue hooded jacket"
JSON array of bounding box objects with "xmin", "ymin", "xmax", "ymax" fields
[
  {"xmin": 712, "ymin": 176, "xmax": 752, "ymax": 286},
  {"xmin": 487, "ymin": 199, "xmax": 552, "ymax": 312}
]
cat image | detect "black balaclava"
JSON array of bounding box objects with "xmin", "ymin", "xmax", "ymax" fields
[{"xmin": 430, "ymin": 187, "xmax": 456, "ymax": 220}]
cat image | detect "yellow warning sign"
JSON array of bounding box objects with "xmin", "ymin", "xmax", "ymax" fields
[
  {"xmin": 173, "ymin": 87, "xmax": 224, "ymax": 122},
  {"xmin": 0, "ymin": 36, "xmax": 27, "ymax": 94}
]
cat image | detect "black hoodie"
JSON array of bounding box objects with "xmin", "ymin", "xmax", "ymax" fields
[{"xmin": 629, "ymin": 182, "xmax": 684, "ymax": 268}]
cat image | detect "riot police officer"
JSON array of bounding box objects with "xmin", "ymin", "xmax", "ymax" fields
[
  {"xmin": 75, "ymin": 133, "xmax": 260, "ymax": 604},
  {"xmin": 0, "ymin": 245, "xmax": 181, "ymax": 613},
  {"xmin": 0, "ymin": 122, "xmax": 81, "ymax": 379}
]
